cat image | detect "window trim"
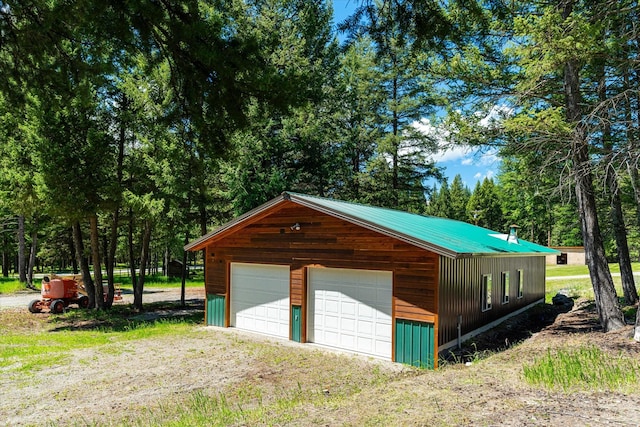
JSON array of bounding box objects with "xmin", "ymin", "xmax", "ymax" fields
[
  {"xmin": 517, "ymin": 269, "xmax": 524, "ymax": 299},
  {"xmin": 482, "ymin": 274, "xmax": 492, "ymax": 312},
  {"xmin": 502, "ymin": 271, "xmax": 510, "ymax": 304}
]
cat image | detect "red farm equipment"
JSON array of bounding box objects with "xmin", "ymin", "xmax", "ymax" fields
[
  {"xmin": 28, "ymin": 274, "xmax": 124, "ymax": 314},
  {"xmin": 28, "ymin": 276, "xmax": 89, "ymax": 314}
]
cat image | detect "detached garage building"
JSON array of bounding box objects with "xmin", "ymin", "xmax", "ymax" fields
[{"xmin": 186, "ymin": 192, "xmax": 557, "ymax": 369}]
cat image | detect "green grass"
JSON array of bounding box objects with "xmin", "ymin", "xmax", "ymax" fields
[
  {"xmin": 0, "ymin": 277, "xmax": 28, "ymax": 294},
  {"xmin": 544, "ymin": 277, "xmax": 595, "ymax": 303},
  {"xmin": 0, "ymin": 271, "xmax": 204, "ymax": 295},
  {"xmin": 0, "ymin": 309, "xmax": 198, "ymax": 376},
  {"xmin": 523, "ymin": 346, "xmax": 640, "ymax": 392},
  {"xmin": 546, "ymin": 264, "xmax": 590, "ymax": 277},
  {"xmin": 546, "ymin": 262, "xmax": 640, "ymax": 278},
  {"xmin": 109, "ymin": 273, "xmax": 203, "ymax": 290},
  {"xmin": 125, "ymin": 386, "xmax": 317, "ymax": 427},
  {"xmin": 545, "ymin": 270, "xmax": 632, "ymax": 306}
]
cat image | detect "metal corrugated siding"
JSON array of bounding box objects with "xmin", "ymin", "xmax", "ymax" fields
[
  {"xmin": 438, "ymin": 256, "xmax": 546, "ymax": 346},
  {"xmin": 395, "ymin": 319, "xmax": 435, "ymax": 369},
  {"xmin": 206, "ymin": 294, "xmax": 226, "ymax": 327},
  {"xmin": 288, "ymin": 193, "xmax": 558, "ymax": 257},
  {"xmin": 291, "ymin": 305, "xmax": 302, "ymax": 342}
]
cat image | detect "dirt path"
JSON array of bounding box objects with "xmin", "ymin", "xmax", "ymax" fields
[
  {"xmin": 2, "ymin": 294, "xmax": 640, "ymax": 426},
  {"xmin": 0, "ymin": 287, "xmax": 205, "ymax": 310}
]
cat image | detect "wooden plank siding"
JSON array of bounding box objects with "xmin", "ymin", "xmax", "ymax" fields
[
  {"xmin": 202, "ymin": 203, "xmax": 439, "ymax": 340},
  {"xmin": 438, "ymin": 256, "xmax": 546, "ymax": 348}
]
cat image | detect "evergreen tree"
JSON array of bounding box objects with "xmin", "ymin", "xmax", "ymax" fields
[
  {"xmin": 426, "ymin": 179, "xmax": 452, "ymax": 218},
  {"xmin": 449, "ymin": 174, "xmax": 471, "ymax": 222},
  {"xmin": 467, "ymin": 178, "xmax": 504, "ymax": 232},
  {"xmin": 345, "ymin": 1, "xmax": 442, "ymax": 212},
  {"xmin": 332, "ymin": 37, "xmax": 381, "ymax": 203}
]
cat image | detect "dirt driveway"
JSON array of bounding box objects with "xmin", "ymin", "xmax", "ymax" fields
[
  {"xmin": 0, "ymin": 287, "xmax": 205, "ymax": 310},
  {"xmin": 2, "ymin": 294, "xmax": 640, "ymax": 426}
]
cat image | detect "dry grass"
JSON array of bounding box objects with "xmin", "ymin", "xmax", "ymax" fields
[{"xmin": 2, "ymin": 296, "xmax": 640, "ymax": 426}]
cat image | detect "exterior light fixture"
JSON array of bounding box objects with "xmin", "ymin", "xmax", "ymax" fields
[{"xmin": 290, "ymin": 223, "xmax": 301, "ymax": 231}]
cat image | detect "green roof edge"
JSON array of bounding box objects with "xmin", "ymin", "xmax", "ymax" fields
[{"xmin": 186, "ymin": 191, "xmax": 561, "ymax": 258}]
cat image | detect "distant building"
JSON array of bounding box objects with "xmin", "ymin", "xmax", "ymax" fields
[
  {"xmin": 546, "ymin": 246, "xmax": 586, "ymax": 266},
  {"xmin": 167, "ymin": 260, "xmax": 185, "ymax": 278}
]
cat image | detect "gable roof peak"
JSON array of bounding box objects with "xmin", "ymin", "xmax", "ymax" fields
[{"xmin": 187, "ymin": 192, "xmax": 559, "ymax": 258}]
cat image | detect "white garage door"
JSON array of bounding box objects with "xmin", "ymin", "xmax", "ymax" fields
[
  {"xmin": 230, "ymin": 263, "xmax": 290, "ymax": 339},
  {"xmin": 308, "ymin": 267, "xmax": 392, "ymax": 359}
]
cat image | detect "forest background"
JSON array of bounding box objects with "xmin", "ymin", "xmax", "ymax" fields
[{"xmin": 1, "ymin": 0, "xmax": 640, "ymax": 330}]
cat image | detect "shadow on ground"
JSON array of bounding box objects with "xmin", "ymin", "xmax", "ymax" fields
[
  {"xmin": 48, "ymin": 298, "xmax": 205, "ymax": 332},
  {"xmin": 442, "ymin": 297, "xmax": 578, "ymax": 364}
]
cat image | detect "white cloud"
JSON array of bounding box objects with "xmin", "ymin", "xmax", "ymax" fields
[
  {"xmin": 478, "ymin": 105, "xmax": 514, "ymax": 128},
  {"xmin": 475, "ymin": 150, "xmax": 500, "ymax": 166},
  {"xmin": 411, "ymin": 118, "xmax": 474, "ymax": 163},
  {"xmin": 473, "ymin": 170, "xmax": 495, "ymax": 182},
  {"xmin": 411, "ymin": 117, "xmax": 503, "ymax": 167}
]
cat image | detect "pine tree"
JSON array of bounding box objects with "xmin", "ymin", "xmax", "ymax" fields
[
  {"xmin": 449, "ymin": 175, "xmax": 471, "ymax": 222},
  {"xmin": 467, "ymin": 178, "xmax": 504, "ymax": 231}
]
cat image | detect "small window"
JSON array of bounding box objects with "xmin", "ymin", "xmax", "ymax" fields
[
  {"xmin": 482, "ymin": 274, "xmax": 492, "ymax": 311},
  {"xmin": 502, "ymin": 272, "xmax": 510, "ymax": 304},
  {"xmin": 517, "ymin": 269, "xmax": 524, "ymax": 299}
]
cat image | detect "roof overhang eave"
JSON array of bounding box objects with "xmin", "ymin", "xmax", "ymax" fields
[{"xmin": 461, "ymin": 251, "xmax": 560, "ymax": 258}]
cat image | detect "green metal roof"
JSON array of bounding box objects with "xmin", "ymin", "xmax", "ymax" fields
[
  {"xmin": 186, "ymin": 192, "xmax": 560, "ymax": 259},
  {"xmin": 286, "ymin": 192, "xmax": 558, "ymax": 259}
]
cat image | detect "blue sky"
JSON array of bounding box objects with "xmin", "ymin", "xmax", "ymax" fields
[{"xmin": 331, "ymin": 1, "xmax": 499, "ymax": 189}]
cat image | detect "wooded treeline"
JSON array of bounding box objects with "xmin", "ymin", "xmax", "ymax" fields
[{"xmin": 1, "ymin": 0, "xmax": 639, "ymax": 332}]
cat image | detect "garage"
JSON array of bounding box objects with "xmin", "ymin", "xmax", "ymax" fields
[
  {"xmin": 188, "ymin": 192, "xmax": 557, "ymax": 369},
  {"xmin": 308, "ymin": 267, "xmax": 393, "ymax": 359},
  {"xmin": 230, "ymin": 263, "xmax": 290, "ymax": 339}
]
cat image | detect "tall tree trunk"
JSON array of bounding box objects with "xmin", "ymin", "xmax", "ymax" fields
[
  {"xmin": 3, "ymin": 224, "xmax": 9, "ymax": 277},
  {"xmin": 104, "ymin": 209, "xmax": 119, "ymax": 309},
  {"xmin": 163, "ymin": 246, "xmax": 169, "ymax": 277},
  {"xmin": 68, "ymin": 228, "xmax": 78, "ymax": 274},
  {"xmin": 89, "ymin": 214, "xmax": 104, "ymax": 309},
  {"xmin": 628, "ymin": 164, "xmax": 640, "ymax": 250},
  {"xmin": 597, "ymin": 66, "xmax": 638, "ymax": 305},
  {"xmin": 127, "ymin": 208, "xmax": 138, "ymax": 296},
  {"xmin": 72, "ymin": 221, "xmax": 95, "ymax": 308},
  {"xmin": 635, "ymin": 308, "xmax": 640, "ymax": 342},
  {"xmin": 608, "ymin": 171, "xmax": 638, "ymax": 305},
  {"xmin": 2, "ymin": 251, "xmax": 7, "ymax": 277},
  {"xmin": 104, "ymin": 95, "xmax": 127, "ymax": 308},
  {"xmin": 391, "ymin": 72, "xmax": 399, "ymax": 208},
  {"xmin": 562, "ymin": 0, "xmax": 624, "ymax": 331},
  {"xmin": 573, "ymin": 148, "xmax": 624, "ymax": 331},
  {"xmin": 180, "ymin": 232, "xmax": 189, "ymax": 307},
  {"xmin": 17, "ymin": 215, "xmax": 26, "ymax": 283},
  {"xmin": 134, "ymin": 220, "xmax": 152, "ymax": 311},
  {"xmin": 100, "ymin": 233, "xmax": 112, "ymax": 308},
  {"xmin": 26, "ymin": 217, "xmax": 38, "ymax": 288}
]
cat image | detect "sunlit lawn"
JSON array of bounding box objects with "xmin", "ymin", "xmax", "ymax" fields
[
  {"xmin": 0, "ymin": 278, "xmax": 27, "ymax": 294},
  {"xmin": 0, "ymin": 270, "xmax": 204, "ymax": 294},
  {"xmin": 545, "ymin": 263, "xmax": 639, "ymax": 318},
  {"xmin": 112, "ymin": 272, "xmax": 204, "ymax": 291},
  {"xmin": 546, "ymin": 262, "xmax": 640, "ymax": 278}
]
